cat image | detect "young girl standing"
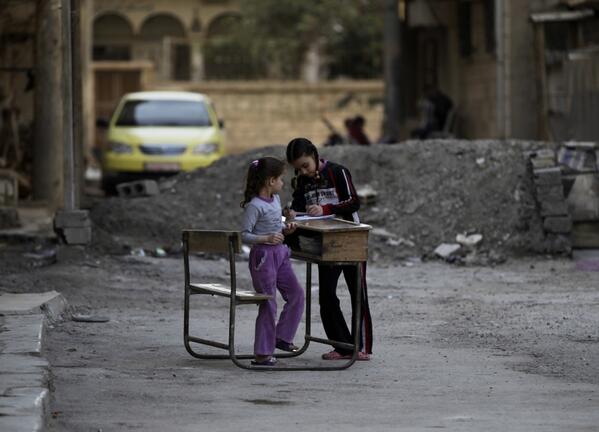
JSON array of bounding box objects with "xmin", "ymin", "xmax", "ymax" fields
[
  {"xmin": 285, "ymin": 137, "xmax": 373, "ymax": 360},
  {"xmin": 241, "ymin": 157, "xmax": 305, "ymax": 366}
]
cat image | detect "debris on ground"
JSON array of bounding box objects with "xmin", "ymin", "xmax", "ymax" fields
[
  {"xmin": 456, "ymin": 233, "xmax": 483, "ymax": 248},
  {"xmin": 116, "ymin": 179, "xmax": 160, "ymax": 198},
  {"xmin": 356, "ymin": 184, "xmax": 378, "ymax": 205},
  {"xmin": 89, "ymin": 140, "xmax": 550, "ymax": 264},
  {"xmin": 71, "ymin": 313, "xmax": 110, "ymax": 323},
  {"xmin": 434, "ymin": 243, "xmax": 462, "ymax": 259}
]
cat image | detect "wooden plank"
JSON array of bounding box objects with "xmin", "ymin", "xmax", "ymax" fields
[
  {"xmin": 190, "ymin": 283, "xmax": 271, "ymax": 302},
  {"xmin": 184, "ymin": 230, "xmax": 241, "ymax": 253}
]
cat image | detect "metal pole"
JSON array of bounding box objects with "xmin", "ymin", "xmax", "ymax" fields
[{"xmin": 61, "ymin": 0, "xmax": 76, "ymax": 210}]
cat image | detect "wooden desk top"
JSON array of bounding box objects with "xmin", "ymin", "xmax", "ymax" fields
[{"xmin": 292, "ymin": 218, "xmax": 372, "ymax": 233}]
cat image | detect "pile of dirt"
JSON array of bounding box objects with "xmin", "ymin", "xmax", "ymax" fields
[{"xmin": 89, "ymin": 140, "xmax": 549, "ymax": 263}]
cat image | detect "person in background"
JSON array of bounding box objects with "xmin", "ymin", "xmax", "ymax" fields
[
  {"xmin": 347, "ymin": 115, "xmax": 371, "ymax": 145},
  {"xmin": 240, "ymin": 157, "xmax": 305, "ymax": 367},
  {"xmin": 411, "ymin": 86, "xmax": 453, "ymax": 139}
]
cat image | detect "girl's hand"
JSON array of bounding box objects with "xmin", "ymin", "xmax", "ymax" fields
[
  {"xmin": 283, "ymin": 222, "xmax": 297, "ymax": 235},
  {"xmin": 265, "ymin": 233, "xmax": 284, "ymax": 245},
  {"xmin": 306, "ymin": 205, "xmax": 323, "ymax": 216},
  {"xmin": 283, "ymin": 207, "xmax": 297, "ymax": 220}
]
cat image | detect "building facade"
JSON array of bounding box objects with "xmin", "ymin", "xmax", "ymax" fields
[{"xmin": 93, "ymin": 0, "xmax": 240, "ymax": 81}]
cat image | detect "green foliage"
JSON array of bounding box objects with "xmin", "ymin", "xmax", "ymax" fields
[{"xmin": 205, "ymin": 0, "xmax": 383, "ymax": 80}]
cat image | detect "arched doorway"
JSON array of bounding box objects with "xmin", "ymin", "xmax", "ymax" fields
[
  {"xmin": 204, "ymin": 13, "xmax": 258, "ymax": 79},
  {"xmin": 138, "ymin": 13, "xmax": 190, "ymax": 80},
  {"xmin": 93, "ymin": 13, "xmax": 134, "ymax": 60}
]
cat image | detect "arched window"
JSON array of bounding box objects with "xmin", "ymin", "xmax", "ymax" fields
[
  {"xmin": 139, "ymin": 14, "xmax": 186, "ymax": 40},
  {"xmin": 204, "ymin": 13, "xmax": 261, "ymax": 79},
  {"xmin": 206, "ymin": 13, "xmax": 242, "ymax": 38},
  {"xmin": 93, "ymin": 13, "xmax": 134, "ymax": 60}
]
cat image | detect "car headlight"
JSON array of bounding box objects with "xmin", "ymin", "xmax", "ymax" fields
[
  {"xmin": 192, "ymin": 142, "xmax": 218, "ymax": 154},
  {"xmin": 108, "ymin": 141, "xmax": 133, "ymax": 154}
]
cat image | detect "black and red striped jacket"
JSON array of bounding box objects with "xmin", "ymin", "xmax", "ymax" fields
[{"xmin": 291, "ymin": 159, "xmax": 360, "ymax": 223}]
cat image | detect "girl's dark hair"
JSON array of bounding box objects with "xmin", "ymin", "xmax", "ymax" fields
[
  {"xmin": 240, "ymin": 157, "xmax": 285, "ymax": 208},
  {"xmin": 286, "ymin": 137, "xmax": 321, "ymax": 189},
  {"xmin": 286, "ymin": 137, "xmax": 319, "ymax": 164}
]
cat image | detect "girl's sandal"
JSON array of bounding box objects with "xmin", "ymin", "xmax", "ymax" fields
[{"xmin": 251, "ymin": 357, "xmax": 277, "ymax": 367}]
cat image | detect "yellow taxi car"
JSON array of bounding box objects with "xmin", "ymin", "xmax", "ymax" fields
[{"xmin": 101, "ymin": 91, "xmax": 225, "ymax": 192}]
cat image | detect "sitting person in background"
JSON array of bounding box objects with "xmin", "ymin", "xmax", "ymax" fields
[
  {"xmin": 411, "ymin": 86, "xmax": 453, "ymax": 139},
  {"xmin": 347, "ymin": 115, "xmax": 371, "ymax": 146}
]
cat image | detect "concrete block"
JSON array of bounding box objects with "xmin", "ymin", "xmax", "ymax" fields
[
  {"xmin": 0, "ymin": 354, "xmax": 49, "ymax": 374},
  {"xmin": 62, "ymin": 226, "xmax": 92, "ymax": 245},
  {"xmin": 530, "ymin": 148, "xmax": 556, "ymax": 159},
  {"xmin": 533, "ymin": 167, "xmax": 562, "ymax": 185},
  {"xmin": 0, "ymin": 291, "xmax": 67, "ymax": 321},
  {"xmin": 543, "ymin": 216, "xmax": 573, "ymax": 234},
  {"xmin": 530, "ymin": 157, "xmax": 555, "ymax": 170},
  {"xmin": 540, "ymin": 200, "xmax": 569, "ymax": 217},
  {"xmin": 535, "ymin": 184, "xmax": 565, "ymax": 202},
  {"xmin": 0, "ymin": 370, "xmax": 47, "ymax": 389},
  {"xmin": 54, "ymin": 209, "xmax": 90, "ymax": 228},
  {"xmin": 531, "ymin": 159, "xmax": 555, "ymax": 170},
  {"xmin": 0, "ymin": 414, "xmax": 44, "ymax": 432},
  {"xmin": 116, "ymin": 179, "xmax": 160, "ymax": 198},
  {"xmin": 543, "ymin": 233, "xmax": 572, "ymax": 254},
  {"xmin": 0, "ymin": 315, "xmax": 45, "ymax": 355}
]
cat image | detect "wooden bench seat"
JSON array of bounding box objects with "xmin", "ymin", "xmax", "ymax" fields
[{"xmin": 189, "ymin": 283, "xmax": 271, "ymax": 303}]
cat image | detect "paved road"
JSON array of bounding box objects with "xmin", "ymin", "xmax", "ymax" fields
[{"xmin": 38, "ymin": 255, "xmax": 599, "ymax": 431}]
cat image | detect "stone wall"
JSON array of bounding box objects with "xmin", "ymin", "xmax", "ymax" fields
[{"xmin": 154, "ymin": 80, "xmax": 385, "ymax": 154}]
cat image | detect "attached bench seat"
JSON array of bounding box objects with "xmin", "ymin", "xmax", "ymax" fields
[{"xmin": 189, "ymin": 282, "xmax": 271, "ymax": 303}]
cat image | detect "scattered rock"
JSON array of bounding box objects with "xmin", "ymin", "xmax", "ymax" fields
[
  {"xmin": 434, "ymin": 243, "xmax": 462, "ymax": 259},
  {"xmin": 456, "ymin": 233, "xmax": 483, "ymax": 248}
]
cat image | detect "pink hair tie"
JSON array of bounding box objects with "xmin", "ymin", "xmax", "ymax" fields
[{"xmin": 251, "ymin": 159, "xmax": 259, "ymax": 167}]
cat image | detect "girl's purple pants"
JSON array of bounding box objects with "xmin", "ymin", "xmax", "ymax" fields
[{"xmin": 249, "ymin": 244, "xmax": 304, "ymax": 356}]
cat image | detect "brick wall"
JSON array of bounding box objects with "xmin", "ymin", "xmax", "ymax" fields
[{"xmin": 153, "ymin": 80, "xmax": 384, "ymax": 154}]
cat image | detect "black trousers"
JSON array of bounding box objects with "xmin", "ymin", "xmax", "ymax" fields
[{"xmin": 318, "ymin": 262, "xmax": 373, "ymax": 355}]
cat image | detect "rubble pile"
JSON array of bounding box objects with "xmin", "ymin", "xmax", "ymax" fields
[{"xmin": 90, "ymin": 140, "xmax": 550, "ymax": 264}]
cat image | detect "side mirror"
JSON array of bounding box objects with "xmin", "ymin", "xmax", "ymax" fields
[
  {"xmin": 218, "ymin": 118, "xmax": 225, "ymax": 129},
  {"xmin": 96, "ymin": 118, "xmax": 109, "ymax": 129}
]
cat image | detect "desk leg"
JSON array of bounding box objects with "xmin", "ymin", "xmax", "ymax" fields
[{"xmin": 351, "ymin": 262, "xmax": 363, "ymax": 362}]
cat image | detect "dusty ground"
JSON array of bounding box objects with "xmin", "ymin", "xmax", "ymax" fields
[{"xmin": 1, "ymin": 241, "xmax": 598, "ymax": 431}]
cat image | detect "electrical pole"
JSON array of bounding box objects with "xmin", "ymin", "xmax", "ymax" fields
[
  {"xmin": 382, "ymin": 0, "xmax": 401, "ymax": 143},
  {"xmin": 54, "ymin": 0, "xmax": 91, "ymax": 247}
]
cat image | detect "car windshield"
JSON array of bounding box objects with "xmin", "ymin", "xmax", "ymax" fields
[{"xmin": 115, "ymin": 99, "xmax": 212, "ymax": 127}]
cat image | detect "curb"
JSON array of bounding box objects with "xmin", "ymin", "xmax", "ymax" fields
[{"xmin": 0, "ymin": 291, "xmax": 68, "ymax": 432}]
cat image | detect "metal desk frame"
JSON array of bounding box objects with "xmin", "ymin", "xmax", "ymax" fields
[{"xmin": 183, "ymin": 227, "xmax": 366, "ymax": 371}]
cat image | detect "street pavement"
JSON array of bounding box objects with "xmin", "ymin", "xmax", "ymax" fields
[{"xmin": 35, "ymin": 255, "xmax": 599, "ymax": 432}]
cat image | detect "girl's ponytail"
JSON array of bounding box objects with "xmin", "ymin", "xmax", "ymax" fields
[{"xmin": 240, "ymin": 157, "xmax": 285, "ymax": 208}]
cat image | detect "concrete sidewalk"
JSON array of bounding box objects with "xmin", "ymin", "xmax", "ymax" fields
[{"xmin": 0, "ymin": 291, "xmax": 67, "ymax": 432}]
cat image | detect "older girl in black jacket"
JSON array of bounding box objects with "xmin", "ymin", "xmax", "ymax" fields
[{"xmin": 285, "ymin": 137, "xmax": 373, "ymax": 360}]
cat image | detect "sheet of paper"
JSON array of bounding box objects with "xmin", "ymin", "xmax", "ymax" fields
[{"xmin": 293, "ymin": 214, "xmax": 335, "ymax": 221}]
